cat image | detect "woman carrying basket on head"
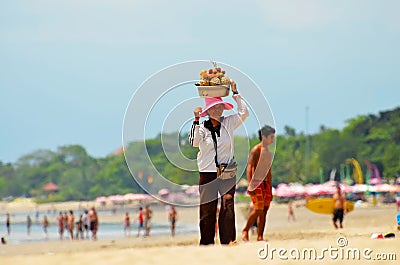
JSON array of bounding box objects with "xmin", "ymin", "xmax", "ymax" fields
[{"xmin": 189, "ymin": 80, "xmax": 249, "ymax": 245}]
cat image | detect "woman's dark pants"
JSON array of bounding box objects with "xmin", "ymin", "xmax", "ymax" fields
[{"xmin": 199, "ymin": 172, "xmax": 236, "ymax": 245}]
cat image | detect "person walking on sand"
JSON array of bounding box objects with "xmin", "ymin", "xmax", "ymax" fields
[
  {"xmin": 168, "ymin": 206, "xmax": 178, "ymax": 237},
  {"xmin": 43, "ymin": 215, "xmax": 49, "ymax": 239},
  {"xmin": 67, "ymin": 210, "xmax": 75, "ymax": 240},
  {"xmin": 144, "ymin": 205, "xmax": 153, "ymax": 237},
  {"xmin": 57, "ymin": 211, "xmax": 64, "ymax": 240},
  {"xmin": 189, "ymin": 80, "xmax": 249, "ymax": 245},
  {"xmin": 397, "ymin": 211, "xmax": 400, "ymax": 232},
  {"xmin": 395, "ymin": 193, "xmax": 400, "ymax": 212},
  {"xmin": 288, "ymin": 199, "xmax": 296, "ymax": 222},
  {"xmin": 242, "ymin": 125, "xmax": 275, "ymax": 242},
  {"xmin": 27, "ymin": 215, "xmax": 32, "ymax": 236},
  {"xmin": 83, "ymin": 210, "xmax": 89, "ymax": 239},
  {"xmin": 333, "ymin": 185, "xmax": 347, "ymax": 229},
  {"xmin": 137, "ymin": 207, "xmax": 144, "ymax": 237},
  {"xmin": 75, "ymin": 214, "xmax": 84, "ymax": 240},
  {"xmin": 6, "ymin": 213, "xmax": 10, "ymax": 235},
  {"xmin": 88, "ymin": 207, "xmax": 98, "ymax": 240},
  {"xmin": 124, "ymin": 212, "xmax": 131, "ymax": 237},
  {"xmin": 63, "ymin": 211, "xmax": 68, "ymax": 235}
]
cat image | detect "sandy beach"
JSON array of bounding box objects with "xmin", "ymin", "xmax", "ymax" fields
[{"xmin": 1, "ymin": 200, "xmax": 399, "ymax": 265}]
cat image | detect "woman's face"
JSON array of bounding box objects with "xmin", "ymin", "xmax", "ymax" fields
[{"xmin": 207, "ymin": 104, "xmax": 224, "ymax": 119}]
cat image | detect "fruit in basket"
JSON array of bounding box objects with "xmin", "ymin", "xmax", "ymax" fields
[
  {"xmin": 220, "ymin": 76, "xmax": 230, "ymax": 85},
  {"xmin": 200, "ymin": 80, "xmax": 210, "ymax": 86},
  {"xmin": 199, "ymin": 65, "xmax": 230, "ymax": 86},
  {"xmin": 210, "ymin": 77, "xmax": 221, "ymax": 86}
]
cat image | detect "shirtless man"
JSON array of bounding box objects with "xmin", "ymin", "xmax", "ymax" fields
[
  {"xmin": 333, "ymin": 185, "xmax": 347, "ymax": 229},
  {"xmin": 88, "ymin": 207, "xmax": 98, "ymax": 240},
  {"xmin": 124, "ymin": 212, "xmax": 131, "ymax": 237},
  {"xmin": 242, "ymin": 125, "xmax": 275, "ymax": 241},
  {"xmin": 168, "ymin": 206, "xmax": 178, "ymax": 237},
  {"xmin": 144, "ymin": 205, "xmax": 153, "ymax": 237},
  {"xmin": 288, "ymin": 199, "xmax": 296, "ymax": 222},
  {"xmin": 6, "ymin": 213, "xmax": 10, "ymax": 235},
  {"xmin": 67, "ymin": 210, "xmax": 75, "ymax": 240}
]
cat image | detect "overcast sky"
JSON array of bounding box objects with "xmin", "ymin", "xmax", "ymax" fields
[{"xmin": 1, "ymin": 0, "xmax": 399, "ymax": 163}]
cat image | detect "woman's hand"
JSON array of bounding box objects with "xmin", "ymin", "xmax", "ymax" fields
[
  {"xmin": 193, "ymin": 107, "xmax": 202, "ymax": 121},
  {"xmin": 230, "ymin": 80, "xmax": 238, "ymax": 94}
]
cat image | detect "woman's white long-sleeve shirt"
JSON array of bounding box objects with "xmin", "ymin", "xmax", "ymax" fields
[{"xmin": 189, "ymin": 94, "xmax": 249, "ymax": 172}]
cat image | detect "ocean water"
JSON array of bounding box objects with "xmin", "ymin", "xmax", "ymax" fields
[{"xmin": 0, "ymin": 210, "xmax": 198, "ymax": 245}]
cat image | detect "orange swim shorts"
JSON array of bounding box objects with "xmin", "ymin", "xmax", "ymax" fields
[{"xmin": 250, "ymin": 181, "xmax": 272, "ymax": 210}]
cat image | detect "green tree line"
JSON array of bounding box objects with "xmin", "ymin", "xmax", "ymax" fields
[{"xmin": 0, "ymin": 107, "xmax": 399, "ymax": 201}]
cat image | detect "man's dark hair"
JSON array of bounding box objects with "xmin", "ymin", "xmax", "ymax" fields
[{"xmin": 258, "ymin": 125, "xmax": 275, "ymax": 141}]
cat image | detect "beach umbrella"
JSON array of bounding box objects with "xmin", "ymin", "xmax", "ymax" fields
[
  {"xmin": 123, "ymin": 193, "xmax": 137, "ymax": 201},
  {"xmin": 305, "ymin": 184, "xmax": 333, "ymax": 196},
  {"xmin": 158, "ymin": 188, "xmax": 170, "ymax": 197},
  {"xmin": 95, "ymin": 196, "xmax": 108, "ymax": 203},
  {"xmin": 185, "ymin": 185, "xmax": 199, "ymax": 196},
  {"xmin": 287, "ymin": 183, "xmax": 306, "ymax": 196},
  {"xmin": 339, "ymin": 184, "xmax": 353, "ymax": 193},
  {"xmin": 109, "ymin": 194, "xmax": 125, "ymax": 202},
  {"xmin": 135, "ymin": 193, "xmax": 153, "ymax": 201},
  {"xmin": 352, "ymin": 184, "xmax": 368, "ymax": 193},
  {"xmin": 275, "ymin": 183, "xmax": 296, "ymax": 197},
  {"xmin": 322, "ymin": 180, "xmax": 338, "ymax": 187},
  {"xmin": 168, "ymin": 193, "xmax": 186, "ymax": 203},
  {"xmin": 376, "ymin": 184, "xmax": 397, "ymax": 192},
  {"xmin": 42, "ymin": 182, "xmax": 59, "ymax": 191}
]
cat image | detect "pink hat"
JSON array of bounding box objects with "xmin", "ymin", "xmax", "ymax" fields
[{"xmin": 200, "ymin": 97, "xmax": 233, "ymax": 117}]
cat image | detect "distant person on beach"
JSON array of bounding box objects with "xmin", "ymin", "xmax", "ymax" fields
[
  {"xmin": 83, "ymin": 210, "xmax": 89, "ymax": 239},
  {"xmin": 371, "ymin": 193, "xmax": 377, "ymax": 207},
  {"xmin": 6, "ymin": 213, "xmax": 10, "ymax": 235},
  {"xmin": 189, "ymin": 80, "xmax": 249, "ymax": 245},
  {"xmin": 6, "ymin": 213, "xmax": 11, "ymax": 235},
  {"xmin": 168, "ymin": 206, "xmax": 177, "ymax": 237},
  {"xmin": 43, "ymin": 215, "xmax": 49, "ymax": 238},
  {"xmin": 333, "ymin": 185, "xmax": 347, "ymax": 229},
  {"xmin": 397, "ymin": 211, "xmax": 400, "ymax": 231},
  {"xmin": 27, "ymin": 215, "xmax": 32, "ymax": 235},
  {"xmin": 137, "ymin": 207, "xmax": 144, "ymax": 237},
  {"xmin": 395, "ymin": 194, "xmax": 400, "ymax": 212},
  {"xmin": 242, "ymin": 125, "xmax": 275, "ymax": 242},
  {"xmin": 63, "ymin": 212, "xmax": 68, "ymax": 233},
  {"xmin": 57, "ymin": 212, "xmax": 64, "ymax": 240},
  {"xmin": 35, "ymin": 206, "xmax": 39, "ymax": 223},
  {"xmin": 89, "ymin": 207, "xmax": 98, "ymax": 240},
  {"xmin": 67, "ymin": 210, "xmax": 75, "ymax": 240},
  {"xmin": 75, "ymin": 214, "xmax": 84, "ymax": 240},
  {"xmin": 144, "ymin": 205, "xmax": 153, "ymax": 237},
  {"xmin": 124, "ymin": 212, "xmax": 131, "ymax": 237},
  {"xmin": 288, "ymin": 199, "xmax": 296, "ymax": 222}
]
